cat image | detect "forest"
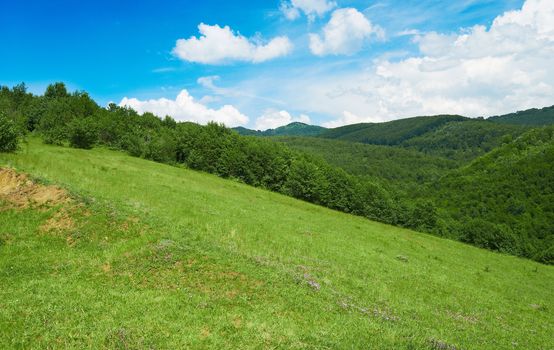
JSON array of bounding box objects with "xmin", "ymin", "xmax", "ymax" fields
[{"xmin": 1, "ymin": 82, "xmax": 553, "ymax": 264}]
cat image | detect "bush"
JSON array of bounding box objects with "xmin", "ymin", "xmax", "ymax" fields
[
  {"xmin": 69, "ymin": 117, "xmax": 98, "ymax": 149},
  {"xmin": 459, "ymin": 219, "xmax": 519, "ymax": 254},
  {"xmin": 0, "ymin": 112, "xmax": 18, "ymax": 152}
]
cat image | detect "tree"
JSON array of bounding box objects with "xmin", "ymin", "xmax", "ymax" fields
[
  {"xmin": 282, "ymin": 158, "xmax": 326, "ymax": 204},
  {"xmin": 408, "ymin": 200, "xmax": 438, "ymax": 232},
  {"xmin": 459, "ymin": 219, "xmax": 519, "ymax": 254},
  {"xmin": 45, "ymin": 82, "xmax": 69, "ymax": 99},
  {"xmin": 38, "ymin": 99, "xmax": 73, "ymax": 145},
  {"xmin": 0, "ymin": 112, "xmax": 18, "ymax": 152},
  {"xmin": 69, "ymin": 117, "xmax": 98, "ymax": 149}
]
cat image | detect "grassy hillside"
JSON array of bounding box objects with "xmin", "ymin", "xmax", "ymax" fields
[
  {"xmin": 489, "ymin": 105, "xmax": 554, "ymax": 126},
  {"xmin": 320, "ymin": 115, "xmax": 467, "ymax": 145},
  {"xmin": 1, "ymin": 139, "xmax": 553, "ymax": 349},
  {"xmin": 233, "ymin": 122, "xmax": 327, "ymax": 137}
]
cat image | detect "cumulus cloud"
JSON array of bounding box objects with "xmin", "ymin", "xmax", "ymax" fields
[
  {"xmin": 323, "ymin": 111, "xmax": 385, "ymax": 128},
  {"xmin": 119, "ymin": 90, "xmax": 249, "ymax": 127},
  {"xmin": 172, "ymin": 23, "xmax": 292, "ymax": 64},
  {"xmin": 309, "ymin": 8, "xmax": 384, "ymax": 56},
  {"xmin": 281, "ymin": 0, "xmax": 336, "ymax": 20},
  {"xmin": 286, "ymin": 0, "xmax": 554, "ymax": 126},
  {"xmin": 255, "ymin": 110, "xmax": 311, "ymax": 130}
]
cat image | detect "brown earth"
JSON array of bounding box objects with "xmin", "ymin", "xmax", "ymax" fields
[
  {"xmin": 0, "ymin": 167, "xmax": 71, "ymax": 209},
  {"xmin": 1, "ymin": 167, "xmax": 77, "ymax": 236}
]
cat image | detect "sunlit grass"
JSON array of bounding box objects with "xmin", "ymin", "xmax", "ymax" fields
[{"xmin": 1, "ymin": 139, "xmax": 552, "ymax": 349}]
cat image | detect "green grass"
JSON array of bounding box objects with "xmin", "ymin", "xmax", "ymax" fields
[{"xmin": 1, "ymin": 139, "xmax": 553, "ymax": 349}]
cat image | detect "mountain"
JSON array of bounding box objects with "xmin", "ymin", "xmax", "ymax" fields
[
  {"xmin": 434, "ymin": 126, "xmax": 554, "ymax": 263},
  {"xmin": 1, "ymin": 139, "xmax": 552, "ymax": 349},
  {"xmin": 401, "ymin": 120, "xmax": 529, "ymax": 161},
  {"xmin": 233, "ymin": 122, "xmax": 327, "ymax": 137},
  {"xmin": 319, "ymin": 115, "xmax": 468, "ymax": 145},
  {"xmin": 232, "ymin": 126, "xmax": 260, "ymax": 136},
  {"xmin": 488, "ymin": 105, "xmax": 554, "ymax": 125}
]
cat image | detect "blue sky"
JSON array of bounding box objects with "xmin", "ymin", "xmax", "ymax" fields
[{"xmin": 3, "ymin": 0, "xmax": 553, "ymax": 129}]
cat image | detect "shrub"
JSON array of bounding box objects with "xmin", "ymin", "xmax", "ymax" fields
[
  {"xmin": 459, "ymin": 219, "xmax": 519, "ymax": 254},
  {"xmin": 0, "ymin": 112, "xmax": 18, "ymax": 152},
  {"xmin": 69, "ymin": 117, "xmax": 98, "ymax": 149}
]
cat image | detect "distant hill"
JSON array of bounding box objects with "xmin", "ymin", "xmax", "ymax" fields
[
  {"xmin": 232, "ymin": 126, "xmax": 260, "ymax": 136},
  {"xmin": 319, "ymin": 115, "xmax": 468, "ymax": 145},
  {"xmin": 401, "ymin": 120, "xmax": 529, "ymax": 161},
  {"xmin": 233, "ymin": 122, "xmax": 327, "ymax": 137},
  {"xmin": 488, "ymin": 105, "xmax": 554, "ymax": 125}
]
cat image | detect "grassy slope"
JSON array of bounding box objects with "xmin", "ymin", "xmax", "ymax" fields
[{"xmin": 1, "ymin": 139, "xmax": 553, "ymax": 349}]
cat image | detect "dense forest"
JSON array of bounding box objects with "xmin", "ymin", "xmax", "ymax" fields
[
  {"xmin": 273, "ymin": 136, "xmax": 458, "ymax": 186},
  {"xmin": 488, "ymin": 105, "xmax": 554, "ymax": 125},
  {"xmin": 319, "ymin": 115, "xmax": 468, "ymax": 145},
  {"xmin": 434, "ymin": 127, "xmax": 554, "ymax": 261},
  {"xmin": 0, "ymin": 82, "xmax": 552, "ymax": 263}
]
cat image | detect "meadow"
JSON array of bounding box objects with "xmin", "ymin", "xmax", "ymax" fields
[{"xmin": 1, "ymin": 139, "xmax": 552, "ymax": 349}]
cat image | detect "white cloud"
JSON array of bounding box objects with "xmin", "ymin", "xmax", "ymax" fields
[
  {"xmin": 281, "ymin": 0, "xmax": 336, "ymax": 20},
  {"xmin": 493, "ymin": 0, "xmax": 554, "ymax": 39},
  {"xmin": 309, "ymin": 8, "xmax": 384, "ymax": 56},
  {"xmin": 197, "ymin": 75, "xmax": 220, "ymax": 90},
  {"xmin": 255, "ymin": 110, "xmax": 311, "ymax": 130},
  {"xmin": 396, "ymin": 29, "xmax": 422, "ymax": 37},
  {"xmin": 119, "ymin": 90, "xmax": 249, "ymax": 127},
  {"xmin": 262, "ymin": 0, "xmax": 554, "ymax": 127},
  {"xmin": 280, "ymin": 2, "xmax": 301, "ymax": 20},
  {"xmin": 323, "ymin": 111, "xmax": 384, "ymax": 128},
  {"xmin": 197, "ymin": 75, "xmax": 286, "ymax": 106},
  {"xmin": 172, "ymin": 23, "xmax": 292, "ymax": 64}
]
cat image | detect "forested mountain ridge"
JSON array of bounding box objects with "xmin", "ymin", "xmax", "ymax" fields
[
  {"xmin": 488, "ymin": 105, "xmax": 554, "ymax": 125},
  {"xmin": 233, "ymin": 122, "xmax": 327, "ymax": 137},
  {"xmin": 319, "ymin": 115, "xmax": 468, "ymax": 145},
  {"xmin": 233, "ymin": 105, "xmax": 553, "ymax": 140},
  {"xmin": 400, "ymin": 120, "xmax": 529, "ymax": 161}
]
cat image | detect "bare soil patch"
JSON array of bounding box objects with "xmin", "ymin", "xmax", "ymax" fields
[{"xmin": 0, "ymin": 168, "xmax": 71, "ymax": 209}]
